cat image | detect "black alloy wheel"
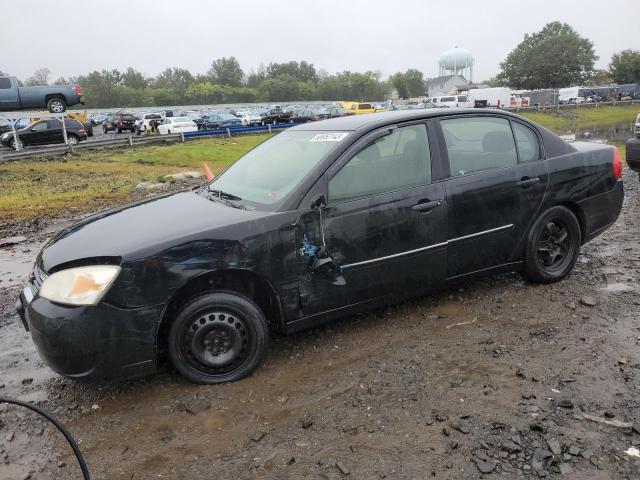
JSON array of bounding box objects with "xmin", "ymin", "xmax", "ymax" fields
[{"xmin": 523, "ymin": 206, "xmax": 581, "ymax": 283}]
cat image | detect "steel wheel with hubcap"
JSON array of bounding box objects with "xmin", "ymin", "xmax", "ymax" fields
[
  {"xmin": 523, "ymin": 206, "xmax": 581, "ymax": 283},
  {"xmin": 168, "ymin": 291, "xmax": 268, "ymax": 384}
]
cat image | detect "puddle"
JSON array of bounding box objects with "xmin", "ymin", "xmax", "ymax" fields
[
  {"xmin": 0, "ymin": 247, "xmax": 36, "ymax": 288},
  {"xmin": 558, "ymin": 122, "xmax": 634, "ymax": 144}
]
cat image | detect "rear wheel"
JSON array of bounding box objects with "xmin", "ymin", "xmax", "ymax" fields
[
  {"xmin": 47, "ymin": 97, "xmax": 67, "ymax": 113},
  {"xmin": 67, "ymin": 134, "xmax": 79, "ymax": 145},
  {"xmin": 168, "ymin": 292, "xmax": 269, "ymax": 384},
  {"xmin": 523, "ymin": 206, "xmax": 581, "ymax": 283}
]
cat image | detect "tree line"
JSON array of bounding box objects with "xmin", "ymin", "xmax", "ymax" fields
[{"xmin": 2, "ymin": 22, "xmax": 640, "ymax": 108}]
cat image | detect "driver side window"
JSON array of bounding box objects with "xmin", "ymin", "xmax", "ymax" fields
[{"xmin": 329, "ymin": 124, "xmax": 431, "ymax": 204}]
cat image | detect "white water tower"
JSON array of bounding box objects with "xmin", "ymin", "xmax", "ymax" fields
[{"xmin": 438, "ymin": 46, "xmax": 474, "ymax": 82}]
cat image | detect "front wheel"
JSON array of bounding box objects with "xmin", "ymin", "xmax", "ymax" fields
[
  {"xmin": 168, "ymin": 292, "xmax": 269, "ymax": 384},
  {"xmin": 10, "ymin": 138, "xmax": 23, "ymax": 150},
  {"xmin": 523, "ymin": 206, "xmax": 581, "ymax": 283}
]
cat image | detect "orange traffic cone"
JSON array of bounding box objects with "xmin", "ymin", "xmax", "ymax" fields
[{"xmin": 204, "ymin": 163, "xmax": 214, "ymax": 181}]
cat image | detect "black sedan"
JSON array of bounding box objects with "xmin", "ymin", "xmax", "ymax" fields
[
  {"xmin": 1, "ymin": 118, "xmax": 88, "ymax": 149},
  {"xmin": 17, "ymin": 110, "xmax": 624, "ymax": 384}
]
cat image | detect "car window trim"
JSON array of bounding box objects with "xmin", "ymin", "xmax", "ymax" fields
[
  {"xmin": 325, "ymin": 121, "xmax": 433, "ymax": 205},
  {"xmin": 509, "ymin": 119, "xmax": 544, "ymax": 163}
]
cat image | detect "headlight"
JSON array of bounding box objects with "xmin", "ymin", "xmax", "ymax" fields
[{"xmin": 39, "ymin": 265, "xmax": 121, "ymax": 306}]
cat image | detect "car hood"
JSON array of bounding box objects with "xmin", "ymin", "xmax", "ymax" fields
[{"xmin": 39, "ymin": 189, "xmax": 272, "ymax": 272}]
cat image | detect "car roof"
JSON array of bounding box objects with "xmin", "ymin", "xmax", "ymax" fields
[{"xmin": 291, "ymin": 108, "xmax": 518, "ymax": 132}]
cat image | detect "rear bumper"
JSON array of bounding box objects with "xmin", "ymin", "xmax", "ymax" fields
[{"xmin": 17, "ymin": 288, "xmax": 162, "ymax": 380}]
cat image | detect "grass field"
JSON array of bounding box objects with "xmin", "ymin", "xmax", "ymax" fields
[
  {"xmin": 0, "ymin": 134, "xmax": 270, "ymax": 225},
  {"xmin": 519, "ymin": 105, "xmax": 638, "ymax": 131}
]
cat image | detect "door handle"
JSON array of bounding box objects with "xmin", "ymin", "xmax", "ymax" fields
[
  {"xmin": 517, "ymin": 177, "xmax": 541, "ymax": 188},
  {"xmin": 412, "ymin": 199, "xmax": 443, "ymax": 212}
]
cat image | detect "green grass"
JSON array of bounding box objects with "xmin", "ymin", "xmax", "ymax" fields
[
  {"xmin": 519, "ymin": 105, "xmax": 638, "ymax": 132},
  {"xmin": 0, "ymin": 134, "xmax": 270, "ymax": 225}
]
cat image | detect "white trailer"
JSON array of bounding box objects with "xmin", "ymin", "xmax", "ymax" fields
[{"xmin": 468, "ymin": 87, "xmax": 511, "ymax": 108}]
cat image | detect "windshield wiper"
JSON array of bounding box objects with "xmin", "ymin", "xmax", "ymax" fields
[
  {"xmin": 207, "ymin": 188, "xmax": 242, "ymax": 201},
  {"xmin": 198, "ymin": 187, "xmax": 245, "ymax": 209}
]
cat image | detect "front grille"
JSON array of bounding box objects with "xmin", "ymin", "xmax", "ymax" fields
[{"xmin": 30, "ymin": 264, "xmax": 47, "ymax": 292}]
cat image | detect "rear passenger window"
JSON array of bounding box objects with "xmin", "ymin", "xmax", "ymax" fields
[
  {"xmin": 512, "ymin": 122, "xmax": 540, "ymax": 162},
  {"xmin": 441, "ymin": 117, "xmax": 517, "ymax": 177},
  {"xmin": 0, "ymin": 78, "xmax": 11, "ymax": 89},
  {"xmin": 329, "ymin": 124, "xmax": 431, "ymax": 203}
]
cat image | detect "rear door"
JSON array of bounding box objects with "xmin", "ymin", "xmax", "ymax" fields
[
  {"xmin": 439, "ymin": 115, "xmax": 521, "ymax": 278},
  {"xmin": 299, "ymin": 122, "xmax": 448, "ymax": 316}
]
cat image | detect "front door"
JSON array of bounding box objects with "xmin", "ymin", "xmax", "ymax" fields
[
  {"xmin": 299, "ymin": 123, "xmax": 447, "ymax": 317},
  {"xmin": 19, "ymin": 120, "xmax": 49, "ymax": 146}
]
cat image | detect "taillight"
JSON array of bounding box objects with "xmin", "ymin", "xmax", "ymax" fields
[
  {"xmin": 79, "ymin": 129, "xmax": 85, "ymax": 133},
  {"xmin": 75, "ymin": 86, "xmax": 82, "ymax": 95},
  {"xmin": 613, "ymin": 146, "xmax": 623, "ymax": 180}
]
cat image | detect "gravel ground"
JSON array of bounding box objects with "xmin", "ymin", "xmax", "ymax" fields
[{"xmin": 0, "ymin": 169, "xmax": 639, "ymax": 479}]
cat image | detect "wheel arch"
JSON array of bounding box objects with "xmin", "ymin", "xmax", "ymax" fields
[
  {"xmin": 556, "ymin": 201, "xmax": 586, "ymax": 244},
  {"xmin": 156, "ymin": 268, "xmax": 285, "ymax": 353},
  {"xmin": 45, "ymin": 93, "xmax": 67, "ymax": 104}
]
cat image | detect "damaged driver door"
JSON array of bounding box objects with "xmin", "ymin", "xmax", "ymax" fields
[{"xmin": 298, "ymin": 123, "xmax": 448, "ymax": 318}]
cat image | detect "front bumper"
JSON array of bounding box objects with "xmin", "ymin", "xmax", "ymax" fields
[{"xmin": 17, "ymin": 287, "xmax": 162, "ymax": 380}]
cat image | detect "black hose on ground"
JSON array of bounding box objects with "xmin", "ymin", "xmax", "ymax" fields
[{"xmin": 0, "ymin": 397, "xmax": 91, "ymax": 479}]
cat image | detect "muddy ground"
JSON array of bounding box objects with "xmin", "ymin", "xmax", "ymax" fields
[{"xmin": 0, "ymin": 170, "xmax": 639, "ymax": 480}]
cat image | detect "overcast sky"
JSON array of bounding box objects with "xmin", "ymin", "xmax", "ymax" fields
[{"xmin": 2, "ymin": 0, "xmax": 638, "ymax": 82}]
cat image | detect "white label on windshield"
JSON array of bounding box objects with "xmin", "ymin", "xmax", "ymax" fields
[{"xmin": 310, "ymin": 133, "xmax": 349, "ymax": 142}]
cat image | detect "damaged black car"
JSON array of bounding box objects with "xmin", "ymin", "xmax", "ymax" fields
[{"xmin": 16, "ymin": 109, "xmax": 624, "ymax": 384}]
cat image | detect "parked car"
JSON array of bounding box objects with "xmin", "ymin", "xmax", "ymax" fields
[
  {"xmin": 156, "ymin": 117, "xmax": 198, "ymax": 135},
  {"xmin": 0, "ymin": 120, "xmax": 12, "ymax": 135},
  {"xmin": 0, "ymin": 76, "xmax": 84, "ymax": 113},
  {"xmin": 135, "ymin": 113, "xmax": 163, "ymax": 134},
  {"xmin": 342, "ymin": 102, "xmax": 376, "ymax": 114},
  {"xmin": 261, "ymin": 108, "xmax": 292, "ymax": 124},
  {"xmin": 179, "ymin": 111, "xmax": 205, "ymax": 130},
  {"xmin": 289, "ymin": 108, "xmax": 318, "ymax": 123},
  {"xmin": 627, "ymin": 137, "xmax": 640, "ymax": 181},
  {"xmin": 1, "ymin": 118, "xmax": 87, "ymax": 149},
  {"xmin": 103, "ymin": 114, "xmax": 137, "ymax": 134},
  {"xmin": 239, "ymin": 110, "xmax": 264, "ymax": 126},
  {"xmin": 201, "ymin": 113, "xmax": 242, "ymax": 130},
  {"xmin": 16, "ymin": 109, "xmax": 624, "ymax": 384},
  {"xmin": 322, "ymin": 107, "xmax": 355, "ymax": 119}
]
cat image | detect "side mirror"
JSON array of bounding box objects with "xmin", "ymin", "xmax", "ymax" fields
[{"xmin": 311, "ymin": 194, "xmax": 327, "ymax": 210}]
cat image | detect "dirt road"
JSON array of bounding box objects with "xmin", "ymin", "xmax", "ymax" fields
[{"xmin": 1, "ymin": 170, "xmax": 639, "ymax": 479}]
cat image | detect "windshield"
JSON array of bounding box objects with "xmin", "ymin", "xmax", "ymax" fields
[{"xmin": 210, "ymin": 130, "xmax": 349, "ymax": 206}]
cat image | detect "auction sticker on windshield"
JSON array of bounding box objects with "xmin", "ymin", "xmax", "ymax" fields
[{"xmin": 310, "ymin": 132, "xmax": 349, "ymax": 142}]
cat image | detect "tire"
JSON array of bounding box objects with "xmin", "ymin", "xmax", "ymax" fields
[
  {"xmin": 46, "ymin": 97, "xmax": 67, "ymax": 113},
  {"xmin": 67, "ymin": 134, "xmax": 79, "ymax": 145},
  {"xmin": 10, "ymin": 138, "xmax": 22, "ymax": 150},
  {"xmin": 523, "ymin": 206, "xmax": 581, "ymax": 284},
  {"xmin": 168, "ymin": 291, "xmax": 269, "ymax": 384}
]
